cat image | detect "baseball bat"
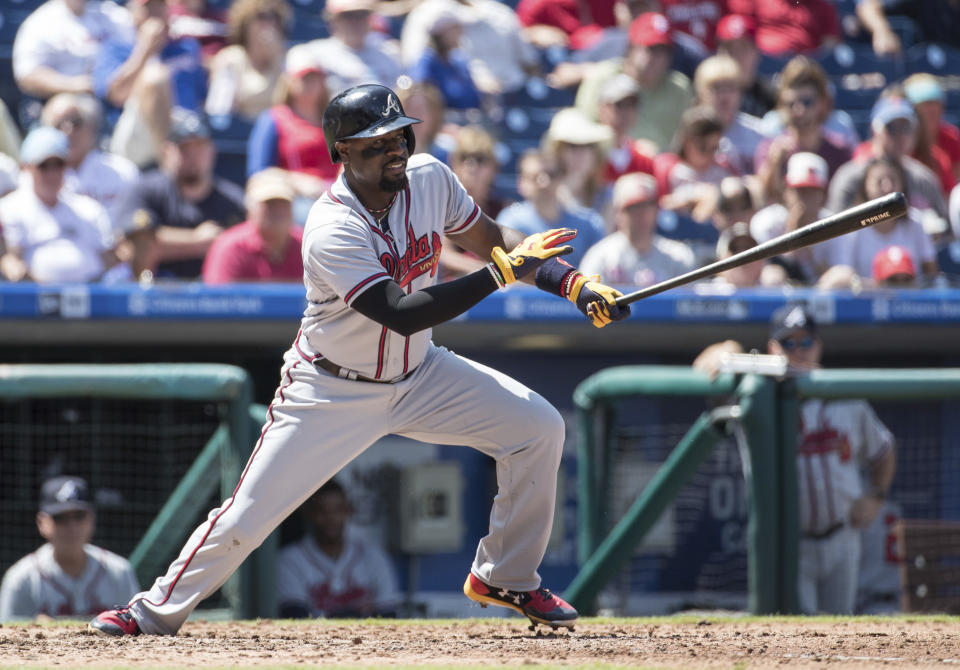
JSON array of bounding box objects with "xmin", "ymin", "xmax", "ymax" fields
[{"xmin": 614, "ymin": 191, "xmax": 908, "ymax": 307}]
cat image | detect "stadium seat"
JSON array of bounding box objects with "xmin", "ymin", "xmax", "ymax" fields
[
  {"xmin": 656, "ymin": 210, "xmax": 719, "ymax": 247},
  {"xmin": 906, "ymin": 43, "xmax": 960, "ymax": 76},
  {"xmin": 501, "ymin": 78, "xmax": 576, "ymax": 109},
  {"xmin": 496, "ymin": 106, "xmax": 553, "ymax": 141},
  {"xmin": 209, "ymin": 114, "xmax": 254, "ymax": 187},
  {"xmin": 288, "ymin": 15, "xmax": 329, "ymax": 43},
  {"xmin": 832, "ymin": 85, "xmax": 881, "ymax": 113},
  {"xmin": 756, "ymin": 53, "xmax": 792, "ymax": 78},
  {"xmin": 817, "ymin": 43, "xmax": 905, "ymax": 85}
]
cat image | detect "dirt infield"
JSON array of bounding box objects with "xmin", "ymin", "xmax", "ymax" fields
[{"xmin": 2, "ymin": 617, "xmax": 958, "ymax": 668}]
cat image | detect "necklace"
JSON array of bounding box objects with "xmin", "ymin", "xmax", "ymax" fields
[
  {"xmin": 366, "ymin": 193, "xmax": 398, "ymax": 216},
  {"xmin": 366, "ymin": 193, "xmax": 398, "ymax": 231}
]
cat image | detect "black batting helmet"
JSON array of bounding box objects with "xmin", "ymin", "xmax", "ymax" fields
[{"xmin": 322, "ymin": 84, "xmax": 421, "ymax": 163}]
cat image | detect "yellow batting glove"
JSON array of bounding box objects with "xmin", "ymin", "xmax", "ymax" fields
[
  {"xmin": 490, "ymin": 228, "xmax": 576, "ymax": 284},
  {"xmin": 565, "ymin": 274, "xmax": 631, "ymax": 328}
]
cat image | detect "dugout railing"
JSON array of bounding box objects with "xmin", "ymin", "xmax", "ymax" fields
[
  {"xmin": 567, "ymin": 366, "xmax": 960, "ymax": 616},
  {"xmin": 0, "ymin": 363, "xmax": 272, "ymax": 619}
]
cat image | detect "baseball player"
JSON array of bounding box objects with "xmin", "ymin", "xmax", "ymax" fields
[
  {"xmin": 90, "ymin": 84, "xmax": 630, "ymax": 636},
  {"xmin": 694, "ymin": 303, "xmax": 897, "ymax": 614},
  {"xmin": 0, "ymin": 476, "xmax": 140, "ymax": 621},
  {"xmin": 276, "ymin": 479, "xmax": 401, "ymax": 618}
]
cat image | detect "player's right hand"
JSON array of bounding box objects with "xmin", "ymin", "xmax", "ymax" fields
[{"xmin": 490, "ymin": 228, "xmax": 576, "ymax": 284}]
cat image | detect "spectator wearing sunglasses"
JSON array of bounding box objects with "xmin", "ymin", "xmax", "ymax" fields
[
  {"xmin": 39, "ymin": 93, "xmax": 139, "ymax": 237},
  {"xmin": 693, "ymin": 303, "xmax": 897, "ymax": 615},
  {"xmin": 0, "ymin": 127, "xmax": 119, "ymax": 283},
  {"xmin": 205, "ymin": 0, "xmax": 290, "ymax": 121},
  {"xmin": 755, "ymin": 57, "xmax": 851, "ymax": 205},
  {"xmin": 0, "ymin": 476, "xmax": 139, "ymax": 622}
]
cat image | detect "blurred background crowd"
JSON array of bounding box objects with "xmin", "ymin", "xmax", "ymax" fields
[{"xmin": 1, "ymin": 0, "xmax": 960, "ymax": 291}]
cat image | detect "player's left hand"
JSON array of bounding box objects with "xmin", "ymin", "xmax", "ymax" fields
[
  {"xmin": 849, "ymin": 495, "xmax": 884, "ymax": 529},
  {"xmin": 567, "ymin": 275, "xmax": 631, "ymax": 328},
  {"xmin": 490, "ymin": 228, "xmax": 576, "ymax": 283}
]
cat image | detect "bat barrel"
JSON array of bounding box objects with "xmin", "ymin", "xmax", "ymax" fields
[{"xmin": 613, "ymin": 192, "xmax": 908, "ymax": 308}]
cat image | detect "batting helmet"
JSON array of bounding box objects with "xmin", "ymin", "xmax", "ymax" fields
[{"xmin": 322, "ymin": 84, "xmax": 421, "ymax": 163}]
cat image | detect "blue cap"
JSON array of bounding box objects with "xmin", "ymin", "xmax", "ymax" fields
[
  {"xmin": 905, "ymin": 75, "xmax": 944, "ymax": 105},
  {"xmin": 20, "ymin": 126, "xmax": 69, "ymax": 165},
  {"xmin": 40, "ymin": 476, "xmax": 94, "ymax": 515},
  {"xmin": 770, "ymin": 303, "xmax": 817, "ymax": 342},
  {"xmin": 870, "ymin": 96, "xmax": 917, "ymax": 131}
]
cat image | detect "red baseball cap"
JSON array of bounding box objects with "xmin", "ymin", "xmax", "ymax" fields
[
  {"xmin": 716, "ymin": 14, "xmax": 756, "ymax": 43},
  {"xmin": 872, "ymin": 245, "xmax": 916, "ymax": 282},
  {"xmin": 628, "ymin": 13, "xmax": 673, "ymax": 48}
]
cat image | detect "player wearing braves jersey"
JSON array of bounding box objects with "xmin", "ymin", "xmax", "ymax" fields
[
  {"xmin": 90, "ymin": 83, "xmax": 630, "ymax": 637},
  {"xmin": 694, "ymin": 303, "xmax": 896, "ymax": 615},
  {"xmin": 767, "ymin": 305, "xmax": 896, "ymax": 615},
  {"xmin": 0, "ymin": 477, "xmax": 139, "ymax": 622},
  {"xmin": 276, "ymin": 479, "xmax": 400, "ymax": 618}
]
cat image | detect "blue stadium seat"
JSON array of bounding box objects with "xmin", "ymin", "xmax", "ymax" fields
[
  {"xmin": 209, "ymin": 114, "xmax": 254, "ymax": 187},
  {"xmin": 656, "ymin": 210, "xmax": 719, "ymax": 247},
  {"xmin": 501, "ymin": 78, "xmax": 576, "ymax": 109},
  {"xmin": 817, "ymin": 43, "xmax": 905, "ymax": 85},
  {"xmin": 288, "ymin": 15, "xmax": 329, "ymax": 43},
  {"xmin": 756, "ymin": 53, "xmax": 792, "ymax": 78},
  {"xmin": 289, "ymin": 0, "xmax": 326, "ymax": 15},
  {"xmin": 496, "ymin": 106, "xmax": 553, "ymax": 141},
  {"xmin": 832, "ymin": 85, "xmax": 881, "ymax": 112},
  {"xmin": 906, "ymin": 43, "xmax": 960, "ymax": 76},
  {"xmin": 937, "ymin": 243, "xmax": 960, "ymax": 280}
]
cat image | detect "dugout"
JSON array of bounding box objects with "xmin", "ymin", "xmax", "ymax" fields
[{"xmin": 2, "ymin": 283, "xmax": 960, "ymax": 618}]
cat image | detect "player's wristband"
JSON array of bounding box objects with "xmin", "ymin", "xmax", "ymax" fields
[
  {"xmin": 534, "ymin": 257, "xmax": 578, "ymax": 297},
  {"xmin": 486, "ymin": 262, "xmax": 506, "ymax": 289}
]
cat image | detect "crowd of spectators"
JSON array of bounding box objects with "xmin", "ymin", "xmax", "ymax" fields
[{"xmin": 0, "ymin": 0, "xmax": 959, "ymax": 292}]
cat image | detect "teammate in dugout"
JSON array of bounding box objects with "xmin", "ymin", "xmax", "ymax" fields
[
  {"xmin": 89, "ymin": 83, "xmax": 630, "ymax": 636},
  {"xmin": 694, "ymin": 304, "xmax": 896, "ymax": 614},
  {"xmin": 0, "ymin": 476, "xmax": 139, "ymax": 622}
]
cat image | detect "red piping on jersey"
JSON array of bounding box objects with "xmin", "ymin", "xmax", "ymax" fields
[
  {"xmin": 293, "ymin": 328, "xmax": 322, "ymax": 363},
  {"xmin": 402, "ymin": 187, "xmax": 411, "ymax": 373},
  {"xmin": 345, "ymin": 272, "xmax": 391, "ymax": 304},
  {"xmin": 447, "ymin": 202, "xmax": 480, "ymax": 234},
  {"xmin": 134, "ymin": 360, "xmax": 301, "ymax": 610},
  {"xmin": 374, "ymin": 326, "xmax": 387, "ymax": 379}
]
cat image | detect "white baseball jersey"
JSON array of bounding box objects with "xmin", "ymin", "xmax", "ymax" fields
[
  {"xmin": 127, "ymin": 149, "xmax": 565, "ymax": 636},
  {"xmin": 579, "ymin": 231, "xmax": 696, "ymax": 288},
  {"xmin": 797, "ymin": 398, "xmax": 894, "ymax": 535},
  {"xmin": 0, "ymin": 543, "xmax": 139, "ymax": 621},
  {"xmin": 276, "ymin": 528, "xmax": 400, "ymax": 618},
  {"xmin": 299, "ymin": 153, "xmax": 481, "ymax": 380},
  {"xmin": 0, "ymin": 187, "xmax": 114, "ymax": 282}
]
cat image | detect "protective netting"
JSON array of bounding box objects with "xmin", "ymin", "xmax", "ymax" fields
[
  {"xmin": 596, "ymin": 395, "xmax": 960, "ymax": 615},
  {"xmin": 0, "ymin": 396, "xmax": 227, "ymax": 605},
  {"xmin": 598, "ymin": 396, "xmax": 749, "ymax": 615}
]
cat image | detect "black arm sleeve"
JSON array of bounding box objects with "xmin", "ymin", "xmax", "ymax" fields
[{"xmin": 350, "ymin": 266, "xmax": 499, "ymax": 337}]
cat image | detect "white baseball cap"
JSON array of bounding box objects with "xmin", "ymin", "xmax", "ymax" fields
[{"xmin": 784, "ymin": 152, "xmax": 829, "ymax": 190}]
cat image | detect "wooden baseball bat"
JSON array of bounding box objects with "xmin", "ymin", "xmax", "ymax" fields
[{"xmin": 614, "ymin": 191, "xmax": 908, "ymax": 307}]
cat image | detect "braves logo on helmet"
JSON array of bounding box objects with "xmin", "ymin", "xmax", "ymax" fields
[
  {"xmin": 382, "ymin": 94, "xmax": 402, "ymax": 118},
  {"xmin": 322, "ymin": 84, "xmax": 422, "ymax": 163}
]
